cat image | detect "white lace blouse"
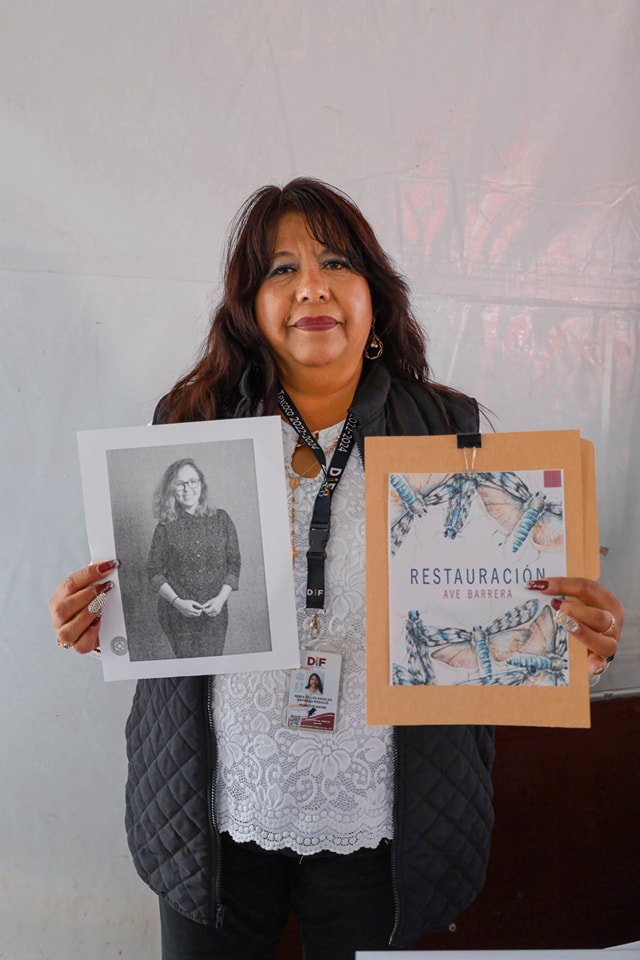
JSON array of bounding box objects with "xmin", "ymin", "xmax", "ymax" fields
[{"xmin": 213, "ymin": 420, "xmax": 395, "ymax": 854}]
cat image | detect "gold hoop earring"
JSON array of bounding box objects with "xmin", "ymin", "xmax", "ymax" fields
[{"xmin": 364, "ymin": 322, "xmax": 384, "ymax": 361}]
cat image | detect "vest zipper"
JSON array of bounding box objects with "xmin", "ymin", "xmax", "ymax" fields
[{"xmin": 389, "ymin": 728, "xmax": 401, "ymax": 945}]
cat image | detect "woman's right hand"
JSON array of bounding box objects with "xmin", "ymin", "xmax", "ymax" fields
[{"xmin": 48, "ymin": 560, "xmax": 119, "ymax": 654}]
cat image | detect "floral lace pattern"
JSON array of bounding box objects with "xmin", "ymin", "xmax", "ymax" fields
[{"xmin": 213, "ymin": 421, "xmax": 394, "ymax": 854}]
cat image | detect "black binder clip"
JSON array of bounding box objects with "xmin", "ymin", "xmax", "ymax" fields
[
  {"xmin": 456, "ymin": 433, "xmax": 482, "ymax": 449},
  {"xmin": 456, "ymin": 433, "xmax": 482, "ymax": 471}
]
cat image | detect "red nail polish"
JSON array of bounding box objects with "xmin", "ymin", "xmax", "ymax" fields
[
  {"xmin": 94, "ymin": 580, "xmax": 115, "ymax": 596},
  {"xmin": 97, "ymin": 560, "xmax": 120, "ymax": 575},
  {"xmin": 526, "ymin": 580, "xmax": 549, "ymax": 591},
  {"xmin": 550, "ymin": 597, "xmax": 563, "ymax": 610}
]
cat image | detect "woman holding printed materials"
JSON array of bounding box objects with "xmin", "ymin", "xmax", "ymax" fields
[{"xmin": 49, "ymin": 178, "xmax": 624, "ymax": 959}]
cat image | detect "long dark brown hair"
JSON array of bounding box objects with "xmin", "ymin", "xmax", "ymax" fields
[{"xmin": 161, "ymin": 177, "xmax": 436, "ymax": 422}]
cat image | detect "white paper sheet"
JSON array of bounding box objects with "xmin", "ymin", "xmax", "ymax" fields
[{"xmin": 77, "ymin": 416, "xmax": 300, "ymax": 680}]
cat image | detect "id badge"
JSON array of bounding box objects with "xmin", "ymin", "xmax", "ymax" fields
[{"xmin": 284, "ymin": 650, "xmax": 342, "ymax": 733}]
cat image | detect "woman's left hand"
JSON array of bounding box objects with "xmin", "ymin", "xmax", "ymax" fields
[
  {"xmin": 201, "ymin": 584, "xmax": 233, "ymax": 618},
  {"xmin": 526, "ymin": 577, "xmax": 623, "ymax": 676},
  {"xmin": 201, "ymin": 594, "xmax": 227, "ymax": 618}
]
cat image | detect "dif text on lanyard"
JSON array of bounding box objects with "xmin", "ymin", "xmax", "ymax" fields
[{"xmin": 278, "ymin": 388, "xmax": 359, "ymax": 631}]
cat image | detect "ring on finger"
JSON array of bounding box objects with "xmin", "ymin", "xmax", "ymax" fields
[
  {"xmin": 88, "ymin": 591, "xmax": 110, "ymax": 615},
  {"xmin": 57, "ymin": 637, "xmax": 74, "ymax": 649},
  {"xmin": 601, "ymin": 613, "xmax": 616, "ymax": 638},
  {"xmin": 553, "ymin": 610, "xmax": 580, "ymax": 633}
]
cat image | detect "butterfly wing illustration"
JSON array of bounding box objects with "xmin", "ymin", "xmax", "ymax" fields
[
  {"xmin": 505, "ymin": 653, "xmax": 568, "ymax": 686},
  {"xmin": 477, "ymin": 472, "xmax": 563, "ymax": 553},
  {"xmin": 426, "ymin": 626, "xmax": 479, "ymax": 672},
  {"xmin": 486, "ymin": 600, "xmax": 550, "ymax": 661},
  {"xmin": 529, "ymin": 501, "xmax": 564, "ymax": 550},
  {"xmin": 426, "ymin": 600, "xmax": 540, "ymax": 682},
  {"xmin": 404, "ymin": 602, "xmax": 565, "ymax": 687},
  {"xmin": 389, "ymin": 473, "xmax": 452, "ymax": 554},
  {"xmin": 429, "ymin": 603, "xmax": 567, "ymax": 687},
  {"xmin": 491, "ymin": 604, "xmax": 568, "ymax": 684},
  {"xmin": 477, "ymin": 472, "xmax": 531, "ymax": 536},
  {"xmin": 392, "ymin": 663, "xmax": 416, "ymax": 685},
  {"xmin": 405, "ymin": 610, "xmax": 436, "ymax": 684},
  {"xmin": 390, "ymin": 511, "xmax": 415, "ymax": 554},
  {"xmin": 392, "ymin": 610, "xmax": 436, "ymax": 685}
]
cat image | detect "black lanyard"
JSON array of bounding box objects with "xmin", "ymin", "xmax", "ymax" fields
[{"xmin": 278, "ymin": 388, "xmax": 358, "ymax": 612}]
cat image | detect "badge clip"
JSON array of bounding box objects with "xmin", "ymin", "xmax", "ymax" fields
[{"xmin": 457, "ymin": 432, "xmax": 482, "ymax": 472}]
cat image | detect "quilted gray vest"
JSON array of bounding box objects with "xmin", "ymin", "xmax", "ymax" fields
[{"xmin": 125, "ymin": 365, "xmax": 495, "ymax": 946}]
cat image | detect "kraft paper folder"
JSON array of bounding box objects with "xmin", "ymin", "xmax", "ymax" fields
[{"xmin": 365, "ymin": 430, "xmax": 599, "ymax": 728}]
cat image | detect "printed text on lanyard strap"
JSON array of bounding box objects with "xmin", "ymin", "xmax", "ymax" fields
[{"xmin": 278, "ymin": 389, "xmax": 358, "ymax": 622}]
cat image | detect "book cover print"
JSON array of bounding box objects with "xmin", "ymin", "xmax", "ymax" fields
[{"xmin": 388, "ymin": 468, "xmax": 568, "ymax": 690}]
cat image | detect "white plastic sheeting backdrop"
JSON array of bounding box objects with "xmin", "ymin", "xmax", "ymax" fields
[{"xmin": 1, "ymin": 1, "xmax": 638, "ymax": 956}]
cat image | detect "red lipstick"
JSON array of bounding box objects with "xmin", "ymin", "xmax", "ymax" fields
[{"xmin": 293, "ymin": 316, "xmax": 337, "ymax": 331}]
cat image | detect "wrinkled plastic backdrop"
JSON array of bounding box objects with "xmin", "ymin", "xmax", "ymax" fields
[{"xmin": 1, "ymin": 1, "xmax": 638, "ymax": 956}]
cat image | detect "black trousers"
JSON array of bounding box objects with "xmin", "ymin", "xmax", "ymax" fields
[{"xmin": 159, "ymin": 832, "xmax": 396, "ymax": 960}]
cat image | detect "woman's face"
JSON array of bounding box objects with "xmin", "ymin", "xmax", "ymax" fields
[
  {"xmin": 308, "ymin": 674, "xmax": 320, "ymax": 691},
  {"xmin": 254, "ymin": 211, "xmax": 373, "ymax": 389},
  {"xmin": 173, "ymin": 465, "xmax": 202, "ymax": 514}
]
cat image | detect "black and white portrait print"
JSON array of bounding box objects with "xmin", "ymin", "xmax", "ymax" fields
[{"xmin": 107, "ymin": 439, "xmax": 271, "ymax": 662}]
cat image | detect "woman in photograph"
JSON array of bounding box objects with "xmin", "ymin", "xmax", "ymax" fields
[
  {"xmin": 304, "ymin": 672, "xmax": 323, "ymax": 695},
  {"xmin": 49, "ymin": 178, "xmax": 623, "ymax": 960},
  {"xmin": 146, "ymin": 458, "xmax": 241, "ymax": 659}
]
